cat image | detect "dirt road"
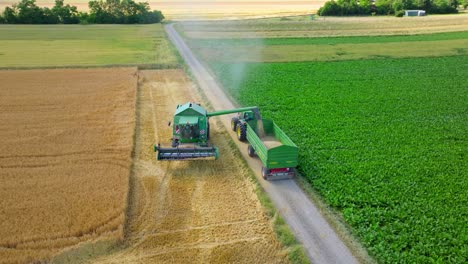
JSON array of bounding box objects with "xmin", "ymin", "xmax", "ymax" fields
[
  {"xmin": 166, "ymin": 24, "xmax": 360, "ymax": 264},
  {"xmin": 89, "ymin": 70, "xmax": 288, "ymax": 263}
]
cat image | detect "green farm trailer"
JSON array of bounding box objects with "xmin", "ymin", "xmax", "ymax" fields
[
  {"xmin": 154, "ymin": 102, "xmax": 298, "ymax": 180},
  {"xmin": 231, "ymin": 116, "xmax": 298, "ymax": 180}
]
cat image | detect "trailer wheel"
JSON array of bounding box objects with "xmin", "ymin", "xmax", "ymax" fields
[
  {"xmin": 247, "ymin": 145, "xmax": 256, "ymax": 157},
  {"xmin": 231, "ymin": 117, "xmax": 239, "ymax": 131},
  {"xmin": 261, "ymin": 167, "xmax": 269, "ymax": 180},
  {"xmin": 237, "ymin": 123, "xmax": 247, "ymax": 141},
  {"xmin": 290, "ymin": 167, "xmax": 296, "ymax": 177}
]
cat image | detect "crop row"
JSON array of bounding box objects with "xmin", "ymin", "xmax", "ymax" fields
[
  {"xmin": 209, "ymin": 56, "xmax": 468, "ymax": 263},
  {"xmin": 190, "ymin": 31, "xmax": 468, "ymax": 47}
]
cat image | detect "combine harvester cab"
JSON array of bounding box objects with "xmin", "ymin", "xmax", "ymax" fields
[
  {"xmin": 233, "ymin": 117, "xmax": 299, "ymax": 180},
  {"xmin": 154, "ymin": 102, "xmax": 219, "ymax": 160}
]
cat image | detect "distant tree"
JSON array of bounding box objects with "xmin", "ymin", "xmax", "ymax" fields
[
  {"xmin": 360, "ymin": 0, "xmax": 373, "ymax": 14},
  {"xmin": 0, "ymin": 0, "xmax": 163, "ymax": 24},
  {"xmin": 42, "ymin": 7, "xmax": 60, "ymax": 23},
  {"xmin": 392, "ymin": 0, "xmax": 414, "ymax": 13},
  {"xmin": 414, "ymin": 0, "xmax": 433, "ymax": 10},
  {"xmin": 2, "ymin": 6, "xmax": 18, "ymax": 23},
  {"xmin": 77, "ymin": 11, "xmax": 91, "ymax": 24},
  {"xmin": 447, "ymin": 0, "xmax": 459, "ymax": 8},
  {"xmin": 120, "ymin": 0, "xmax": 141, "ymax": 23},
  {"xmin": 375, "ymin": 0, "xmax": 394, "ymax": 14},
  {"xmin": 318, "ymin": 0, "xmax": 342, "ymax": 15},
  {"xmin": 339, "ymin": 0, "xmax": 361, "ymax": 15},
  {"xmin": 463, "ymin": 0, "xmax": 468, "ymax": 8},
  {"xmin": 395, "ymin": 9, "xmax": 406, "ymax": 16},
  {"xmin": 414, "ymin": 0, "xmax": 426, "ymax": 9},
  {"xmin": 140, "ymin": 10, "xmax": 164, "ymax": 23},
  {"xmin": 319, "ymin": 0, "xmax": 458, "ymax": 15},
  {"xmin": 88, "ymin": 0, "xmax": 115, "ymax": 23},
  {"xmin": 52, "ymin": 0, "xmax": 80, "ymax": 24},
  {"xmin": 431, "ymin": 0, "xmax": 458, "ymax": 12},
  {"xmin": 15, "ymin": 0, "xmax": 49, "ymax": 23},
  {"xmin": 88, "ymin": 0, "xmax": 163, "ymax": 24}
]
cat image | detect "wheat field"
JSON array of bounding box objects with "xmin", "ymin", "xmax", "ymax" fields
[{"xmin": 0, "ymin": 68, "xmax": 137, "ymax": 263}]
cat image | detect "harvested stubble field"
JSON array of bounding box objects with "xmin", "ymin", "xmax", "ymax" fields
[
  {"xmin": 178, "ymin": 15, "xmax": 468, "ymax": 38},
  {"xmin": 0, "ymin": 68, "xmax": 138, "ymax": 263},
  {"xmin": 84, "ymin": 69, "xmax": 288, "ymax": 263}
]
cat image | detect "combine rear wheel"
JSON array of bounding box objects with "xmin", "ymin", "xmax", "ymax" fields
[
  {"xmin": 231, "ymin": 117, "xmax": 239, "ymax": 131},
  {"xmin": 237, "ymin": 123, "xmax": 246, "ymax": 141},
  {"xmin": 247, "ymin": 145, "xmax": 256, "ymax": 157}
]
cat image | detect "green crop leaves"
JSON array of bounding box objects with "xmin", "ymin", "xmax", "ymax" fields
[{"xmin": 210, "ymin": 56, "xmax": 468, "ymax": 263}]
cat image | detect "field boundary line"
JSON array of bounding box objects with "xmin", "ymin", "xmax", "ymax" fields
[
  {"xmin": 122, "ymin": 69, "xmax": 141, "ymax": 242},
  {"xmin": 0, "ymin": 64, "xmax": 181, "ymax": 71},
  {"xmin": 147, "ymin": 81, "xmax": 159, "ymax": 142}
]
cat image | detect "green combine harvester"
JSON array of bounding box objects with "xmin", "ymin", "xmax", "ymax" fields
[{"xmin": 154, "ymin": 102, "xmax": 298, "ymax": 180}]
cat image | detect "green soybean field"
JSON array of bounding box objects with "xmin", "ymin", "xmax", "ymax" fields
[{"xmin": 210, "ymin": 55, "xmax": 468, "ymax": 263}]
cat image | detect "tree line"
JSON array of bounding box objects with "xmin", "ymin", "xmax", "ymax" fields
[
  {"xmin": 0, "ymin": 0, "xmax": 164, "ymax": 24},
  {"xmin": 318, "ymin": 0, "xmax": 466, "ymax": 16}
]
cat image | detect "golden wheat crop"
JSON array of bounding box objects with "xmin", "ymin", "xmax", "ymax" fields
[{"xmin": 0, "ymin": 68, "xmax": 137, "ymax": 264}]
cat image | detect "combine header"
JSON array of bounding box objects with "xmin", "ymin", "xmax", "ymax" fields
[{"xmin": 154, "ymin": 102, "xmax": 298, "ymax": 180}]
